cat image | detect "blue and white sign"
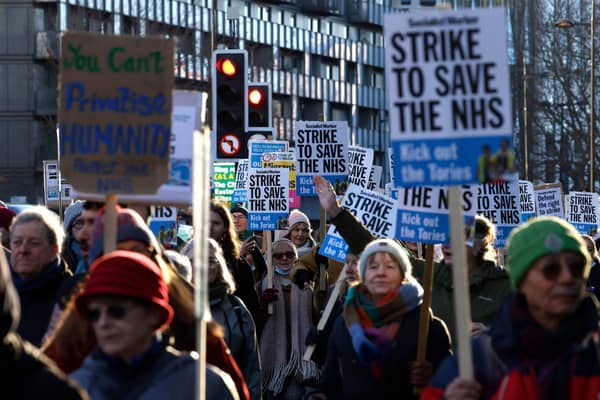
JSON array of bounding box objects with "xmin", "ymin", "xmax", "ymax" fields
[
  {"xmin": 248, "ymin": 140, "xmax": 288, "ymax": 169},
  {"xmin": 319, "ymin": 184, "xmax": 397, "ymax": 262},
  {"xmin": 248, "ymin": 168, "xmax": 289, "ymax": 231},
  {"xmin": 476, "ymin": 181, "xmax": 521, "ymax": 248},
  {"xmin": 231, "ymin": 160, "xmax": 249, "ymax": 203},
  {"xmin": 519, "ymin": 180, "xmax": 536, "ymax": 223},
  {"xmin": 565, "ymin": 191, "xmax": 600, "ymax": 235},
  {"xmin": 395, "ymin": 186, "xmax": 476, "ymax": 244},
  {"xmin": 384, "ymin": 8, "xmax": 513, "ymax": 187},
  {"xmin": 295, "ymin": 121, "xmax": 349, "ymax": 196}
]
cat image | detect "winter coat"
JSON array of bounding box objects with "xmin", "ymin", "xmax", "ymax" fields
[
  {"xmin": 317, "ymin": 307, "xmax": 451, "ymax": 400},
  {"xmin": 11, "ymin": 258, "xmax": 72, "ymax": 346},
  {"xmin": 330, "ymin": 209, "xmax": 511, "ymax": 342},
  {"xmin": 422, "ymin": 294, "xmax": 600, "ymax": 400},
  {"xmin": 211, "ymin": 293, "xmax": 262, "ymax": 400},
  {"xmin": 71, "ymin": 342, "xmax": 239, "ymax": 400},
  {"xmin": 0, "ymin": 248, "xmax": 88, "ymax": 400},
  {"xmin": 225, "ymin": 254, "xmax": 261, "ymax": 328}
]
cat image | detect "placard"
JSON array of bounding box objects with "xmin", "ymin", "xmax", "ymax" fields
[
  {"xmin": 262, "ymin": 152, "xmax": 300, "ymax": 209},
  {"xmin": 248, "ymin": 168, "xmax": 290, "ymax": 231},
  {"xmin": 565, "ymin": 191, "xmax": 600, "ymax": 235},
  {"xmin": 231, "ymin": 160, "xmax": 249, "ymax": 204},
  {"xmin": 213, "ymin": 163, "xmax": 236, "ymax": 205},
  {"xmin": 384, "ymin": 8, "xmax": 512, "ymax": 186},
  {"xmin": 248, "ymin": 140, "xmax": 288, "ymax": 170},
  {"xmin": 519, "ymin": 180, "xmax": 536, "ymax": 223},
  {"xmin": 534, "ymin": 183, "xmax": 564, "ymax": 218},
  {"xmin": 368, "ymin": 165, "xmax": 383, "ymax": 191},
  {"xmin": 148, "ymin": 206, "xmax": 178, "ymax": 249},
  {"xmin": 395, "ymin": 185, "xmax": 476, "ymax": 244},
  {"xmin": 476, "ymin": 181, "xmax": 521, "ymax": 247},
  {"xmin": 348, "ymin": 146, "xmax": 374, "ymax": 188},
  {"xmin": 319, "ymin": 185, "xmax": 397, "ymax": 262},
  {"xmin": 295, "ymin": 121, "xmax": 349, "ymax": 196},
  {"xmin": 59, "ymin": 32, "xmax": 175, "ymax": 194}
]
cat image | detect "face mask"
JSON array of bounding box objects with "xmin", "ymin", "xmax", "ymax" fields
[{"xmin": 275, "ymin": 267, "xmax": 290, "ymax": 276}]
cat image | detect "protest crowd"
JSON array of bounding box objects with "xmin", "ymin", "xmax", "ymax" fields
[
  {"xmin": 4, "ymin": 6, "xmax": 600, "ymax": 400},
  {"xmin": 2, "ymin": 168, "xmax": 600, "ymax": 400}
]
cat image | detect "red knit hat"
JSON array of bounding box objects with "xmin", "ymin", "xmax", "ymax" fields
[
  {"xmin": 0, "ymin": 207, "xmax": 16, "ymax": 230},
  {"xmin": 75, "ymin": 250, "xmax": 173, "ymax": 329}
]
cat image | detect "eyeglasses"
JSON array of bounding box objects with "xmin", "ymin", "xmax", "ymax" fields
[
  {"xmin": 85, "ymin": 304, "xmax": 135, "ymax": 323},
  {"xmin": 232, "ymin": 215, "xmax": 247, "ymax": 221},
  {"xmin": 273, "ymin": 251, "xmax": 295, "ymax": 260},
  {"xmin": 540, "ymin": 259, "xmax": 586, "ymax": 281}
]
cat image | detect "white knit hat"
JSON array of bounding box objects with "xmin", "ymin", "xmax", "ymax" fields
[
  {"xmin": 358, "ymin": 239, "xmax": 411, "ymax": 279},
  {"xmin": 288, "ymin": 209, "xmax": 310, "ymax": 229}
]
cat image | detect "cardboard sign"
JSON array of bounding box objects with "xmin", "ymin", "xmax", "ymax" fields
[
  {"xmin": 262, "ymin": 152, "xmax": 300, "ymax": 209},
  {"xmin": 59, "ymin": 32, "xmax": 174, "ymax": 194},
  {"xmin": 519, "ymin": 180, "xmax": 536, "ymax": 223},
  {"xmin": 213, "ymin": 163, "xmax": 236, "ymax": 205},
  {"xmin": 395, "ymin": 185, "xmax": 476, "ymax": 244},
  {"xmin": 295, "ymin": 121, "xmax": 349, "ymax": 196},
  {"xmin": 565, "ymin": 191, "xmax": 600, "ymax": 235},
  {"xmin": 384, "ymin": 8, "xmax": 512, "ymax": 186},
  {"xmin": 534, "ymin": 183, "xmax": 564, "ymax": 218},
  {"xmin": 248, "ymin": 168, "xmax": 290, "ymax": 231},
  {"xmin": 231, "ymin": 160, "xmax": 249, "ymax": 204},
  {"xmin": 348, "ymin": 146, "xmax": 374, "ymax": 188},
  {"xmin": 388, "ymin": 147, "xmax": 396, "ymax": 187},
  {"xmin": 70, "ymin": 91, "xmax": 206, "ymax": 205},
  {"xmin": 319, "ymin": 185, "xmax": 398, "ymax": 262},
  {"xmin": 476, "ymin": 181, "xmax": 521, "ymax": 247}
]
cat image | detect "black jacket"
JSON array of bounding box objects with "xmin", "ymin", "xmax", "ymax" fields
[
  {"xmin": 0, "ymin": 251, "xmax": 87, "ymax": 400},
  {"xmin": 11, "ymin": 258, "xmax": 71, "ymax": 346},
  {"xmin": 318, "ymin": 306, "xmax": 451, "ymax": 400}
]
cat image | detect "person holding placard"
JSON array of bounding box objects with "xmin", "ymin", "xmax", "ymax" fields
[
  {"xmin": 422, "ymin": 217, "xmax": 600, "ymax": 400},
  {"xmin": 309, "ymin": 239, "xmax": 451, "ymax": 400},
  {"xmin": 313, "ymin": 176, "xmax": 511, "ymax": 343},
  {"xmin": 259, "ymin": 238, "xmax": 318, "ymax": 399}
]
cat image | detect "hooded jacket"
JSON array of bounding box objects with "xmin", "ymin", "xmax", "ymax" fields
[{"xmin": 0, "ymin": 249, "xmax": 87, "ymax": 400}]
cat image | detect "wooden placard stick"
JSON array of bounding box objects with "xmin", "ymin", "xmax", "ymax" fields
[
  {"xmin": 319, "ymin": 207, "xmax": 327, "ymax": 291},
  {"xmin": 266, "ymin": 232, "xmax": 274, "ymax": 315},
  {"xmin": 103, "ymin": 194, "xmax": 118, "ymax": 255},
  {"xmin": 414, "ymin": 243, "xmax": 435, "ymax": 394}
]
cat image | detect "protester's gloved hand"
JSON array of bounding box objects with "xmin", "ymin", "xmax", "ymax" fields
[
  {"xmin": 261, "ymin": 288, "xmax": 279, "ymax": 303},
  {"xmin": 349, "ymin": 323, "xmax": 380, "ymax": 363},
  {"xmin": 305, "ymin": 326, "xmax": 322, "ymax": 347},
  {"xmin": 294, "ymin": 269, "xmax": 315, "ymax": 289}
]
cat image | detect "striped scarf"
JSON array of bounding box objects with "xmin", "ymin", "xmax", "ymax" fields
[{"xmin": 343, "ymin": 276, "xmax": 423, "ymax": 379}]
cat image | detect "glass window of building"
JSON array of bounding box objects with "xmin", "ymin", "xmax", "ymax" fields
[{"xmin": 331, "ymin": 21, "xmax": 347, "ymax": 38}]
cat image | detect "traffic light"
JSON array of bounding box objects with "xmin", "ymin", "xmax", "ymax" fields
[
  {"xmin": 213, "ymin": 50, "xmax": 248, "ymax": 160},
  {"xmin": 247, "ymin": 82, "xmax": 272, "ymax": 129}
]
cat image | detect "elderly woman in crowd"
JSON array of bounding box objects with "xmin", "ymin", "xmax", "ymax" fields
[
  {"xmin": 283, "ymin": 209, "xmax": 316, "ymax": 257},
  {"xmin": 259, "ymin": 238, "xmax": 318, "ymax": 399},
  {"xmin": 70, "ymin": 250, "xmax": 238, "ymax": 399},
  {"xmin": 310, "ymin": 239, "xmax": 451, "ymax": 400},
  {"xmin": 208, "ymin": 238, "xmax": 261, "ymax": 400}
]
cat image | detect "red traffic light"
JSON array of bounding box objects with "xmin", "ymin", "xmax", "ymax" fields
[
  {"xmin": 248, "ymin": 88, "xmax": 264, "ymax": 105},
  {"xmin": 216, "ymin": 58, "xmax": 238, "ymax": 77}
]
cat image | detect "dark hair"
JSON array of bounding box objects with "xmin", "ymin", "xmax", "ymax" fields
[
  {"xmin": 474, "ymin": 214, "xmax": 497, "ymax": 263},
  {"xmin": 210, "ymin": 201, "xmax": 240, "ymax": 259},
  {"xmin": 83, "ymin": 201, "xmax": 104, "ymax": 211}
]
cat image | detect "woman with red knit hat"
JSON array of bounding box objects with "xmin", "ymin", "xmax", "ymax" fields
[{"xmin": 70, "ymin": 250, "xmax": 238, "ymax": 399}]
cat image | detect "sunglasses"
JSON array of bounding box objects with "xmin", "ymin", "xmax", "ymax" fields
[
  {"xmin": 273, "ymin": 251, "xmax": 295, "ymax": 260},
  {"xmin": 85, "ymin": 304, "xmax": 134, "ymax": 323},
  {"xmin": 540, "ymin": 259, "xmax": 586, "ymax": 281}
]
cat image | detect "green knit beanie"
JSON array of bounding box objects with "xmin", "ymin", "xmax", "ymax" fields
[{"xmin": 506, "ymin": 216, "xmax": 591, "ymax": 287}]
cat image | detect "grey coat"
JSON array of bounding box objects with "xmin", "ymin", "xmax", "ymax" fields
[
  {"xmin": 71, "ymin": 343, "xmax": 238, "ymax": 400},
  {"xmin": 211, "ymin": 294, "xmax": 262, "ymax": 400}
]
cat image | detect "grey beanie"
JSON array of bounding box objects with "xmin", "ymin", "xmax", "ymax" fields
[
  {"xmin": 63, "ymin": 201, "xmax": 85, "ymax": 233},
  {"xmin": 358, "ymin": 239, "xmax": 412, "ymax": 279}
]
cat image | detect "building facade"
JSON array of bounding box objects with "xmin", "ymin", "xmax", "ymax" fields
[{"xmin": 1, "ymin": 0, "xmax": 501, "ymax": 203}]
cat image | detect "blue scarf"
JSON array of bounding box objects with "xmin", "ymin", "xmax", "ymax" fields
[{"xmin": 71, "ymin": 240, "xmax": 89, "ymax": 275}]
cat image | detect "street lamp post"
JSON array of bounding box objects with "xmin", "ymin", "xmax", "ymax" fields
[{"xmin": 556, "ymin": 0, "xmax": 596, "ymax": 192}]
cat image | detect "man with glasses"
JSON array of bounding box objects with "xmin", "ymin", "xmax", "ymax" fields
[
  {"xmin": 422, "ymin": 216, "xmax": 600, "ymax": 400},
  {"xmin": 71, "ymin": 250, "xmax": 238, "ymax": 399}
]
